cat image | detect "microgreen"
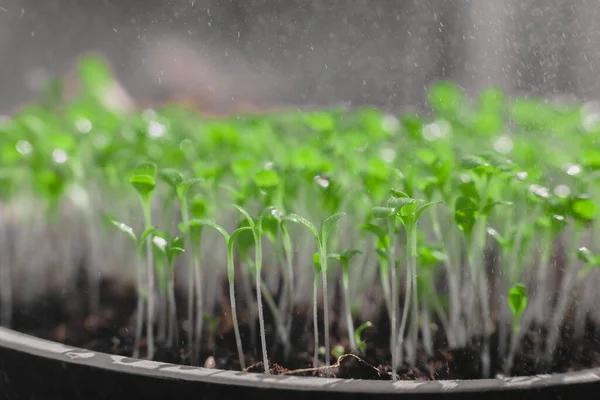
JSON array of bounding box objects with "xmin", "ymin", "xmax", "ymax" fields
[
  {"xmin": 329, "ymin": 249, "xmax": 362, "ymax": 350},
  {"xmin": 234, "ymin": 204, "xmax": 271, "ymax": 374},
  {"xmin": 130, "ymin": 161, "xmax": 158, "ymax": 360},
  {"xmin": 190, "ymin": 219, "xmax": 251, "ymax": 370},
  {"xmin": 354, "ymin": 321, "xmax": 374, "ymax": 355},
  {"xmin": 5, "ymin": 59, "xmax": 600, "ymax": 381},
  {"xmin": 284, "ymin": 212, "xmax": 345, "ymax": 374}
]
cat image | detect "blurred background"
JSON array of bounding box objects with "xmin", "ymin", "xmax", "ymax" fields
[{"xmin": 1, "ymin": 0, "xmax": 599, "ymax": 114}]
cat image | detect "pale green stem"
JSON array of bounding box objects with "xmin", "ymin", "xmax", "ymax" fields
[
  {"xmin": 387, "ymin": 217, "xmax": 399, "ymax": 379},
  {"xmin": 142, "ymin": 200, "xmax": 155, "ymax": 360},
  {"xmin": 254, "ymin": 232, "xmax": 269, "ymax": 373}
]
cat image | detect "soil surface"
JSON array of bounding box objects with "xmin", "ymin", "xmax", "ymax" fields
[{"xmin": 9, "ymin": 272, "xmax": 600, "ymax": 381}]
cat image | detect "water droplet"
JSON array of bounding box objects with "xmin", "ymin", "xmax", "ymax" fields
[
  {"xmin": 75, "ymin": 119, "xmax": 92, "ymax": 133},
  {"xmin": 152, "ymin": 236, "xmax": 167, "ymax": 251},
  {"xmin": 566, "ymin": 164, "xmax": 582, "ymax": 176},
  {"xmin": 52, "ymin": 149, "xmax": 68, "ymax": 164},
  {"xmin": 380, "ymin": 148, "xmax": 396, "ymax": 163},
  {"xmin": 314, "ymin": 176, "xmax": 330, "ymax": 188},
  {"xmin": 553, "ymin": 185, "xmax": 570, "ymax": 198},
  {"xmin": 264, "ymin": 161, "xmax": 274, "ymax": 170},
  {"xmin": 148, "ymin": 120, "xmax": 166, "ymax": 138},
  {"xmin": 16, "ymin": 140, "xmax": 32, "ymax": 155},
  {"xmin": 494, "ymin": 135, "xmax": 513, "ymax": 154},
  {"xmin": 517, "ymin": 171, "xmax": 528, "ymax": 180},
  {"xmin": 381, "ymin": 115, "xmax": 400, "ymax": 133},
  {"xmin": 422, "ymin": 119, "xmax": 450, "ymax": 141}
]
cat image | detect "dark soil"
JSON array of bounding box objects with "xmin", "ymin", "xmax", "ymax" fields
[{"xmin": 9, "ymin": 271, "xmax": 600, "ymax": 381}]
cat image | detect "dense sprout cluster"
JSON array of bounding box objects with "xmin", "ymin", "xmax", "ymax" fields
[{"xmin": 0, "ymin": 55, "xmax": 599, "ymax": 379}]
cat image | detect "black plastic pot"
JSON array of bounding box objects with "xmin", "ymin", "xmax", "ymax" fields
[{"xmin": 0, "ymin": 327, "xmax": 598, "ymax": 400}]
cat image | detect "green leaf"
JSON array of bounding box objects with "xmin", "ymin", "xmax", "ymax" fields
[
  {"xmin": 577, "ymin": 246, "xmax": 596, "ymax": 265},
  {"xmin": 508, "ymin": 283, "xmax": 528, "ymax": 325},
  {"xmin": 340, "ymin": 249, "xmax": 362, "ymax": 262},
  {"xmin": 159, "ymin": 168, "xmax": 184, "ymax": 190},
  {"xmin": 284, "ymin": 213, "xmax": 319, "ymax": 241},
  {"xmin": 322, "ymin": 212, "xmax": 346, "ymax": 237},
  {"xmin": 371, "ymin": 207, "xmax": 396, "ymax": 219},
  {"xmin": 110, "ymin": 220, "xmax": 137, "ymax": 243},
  {"xmin": 414, "ymin": 201, "xmax": 444, "ymax": 222},
  {"xmin": 454, "ymin": 196, "xmax": 478, "ymax": 238},
  {"xmin": 167, "ymin": 236, "xmax": 185, "ymax": 266},
  {"xmin": 387, "ymin": 196, "xmax": 416, "ymax": 210},
  {"xmin": 253, "ymin": 169, "xmax": 280, "ymax": 189},
  {"xmin": 176, "ymin": 177, "xmax": 204, "ymax": 200},
  {"xmin": 190, "ymin": 195, "xmax": 208, "ymax": 219},
  {"xmin": 233, "ymin": 204, "xmax": 256, "ymax": 229},
  {"xmin": 359, "ymin": 223, "xmax": 387, "ymax": 239},
  {"xmin": 571, "ymin": 197, "xmax": 597, "ymax": 222},
  {"xmin": 482, "ymin": 200, "xmax": 513, "ymax": 216},
  {"xmin": 389, "ymin": 189, "xmax": 409, "ymax": 198},
  {"xmin": 354, "ymin": 321, "xmax": 374, "ymax": 354},
  {"xmin": 461, "ymin": 155, "xmax": 489, "ymax": 170},
  {"xmin": 130, "ymin": 162, "xmax": 157, "ymax": 199},
  {"xmin": 191, "ymin": 219, "xmax": 229, "ymax": 241}
]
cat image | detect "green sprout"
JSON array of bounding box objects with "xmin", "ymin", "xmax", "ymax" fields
[
  {"xmin": 110, "ymin": 219, "xmax": 157, "ymax": 359},
  {"xmin": 354, "ymin": 321, "xmax": 374, "ymax": 355},
  {"xmin": 129, "ymin": 161, "xmax": 158, "ymax": 360},
  {"xmin": 234, "ymin": 204, "xmax": 271, "ymax": 374},
  {"xmin": 189, "ymin": 219, "xmax": 251, "ymax": 370},
  {"xmin": 504, "ymin": 283, "xmax": 528, "ymax": 375},
  {"xmin": 6, "ymin": 66, "xmax": 600, "ymax": 382},
  {"xmin": 283, "ymin": 212, "xmax": 345, "ymax": 374},
  {"xmin": 160, "ymin": 169, "xmax": 204, "ymax": 363},
  {"xmin": 329, "ymin": 249, "xmax": 362, "ymax": 351}
]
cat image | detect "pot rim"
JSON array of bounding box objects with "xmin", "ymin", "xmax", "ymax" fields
[{"xmin": 1, "ymin": 326, "xmax": 599, "ymax": 394}]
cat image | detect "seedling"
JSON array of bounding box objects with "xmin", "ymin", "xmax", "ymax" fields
[
  {"xmin": 329, "ymin": 249, "xmax": 362, "ymax": 350},
  {"xmin": 5, "ymin": 64, "xmax": 600, "ymax": 383},
  {"xmin": 234, "ymin": 205, "xmax": 272, "ymax": 374},
  {"xmin": 189, "ymin": 219, "xmax": 251, "ymax": 370},
  {"xmin": 504, "ymin": 283, "xmax": 528, "ymax": 374},
  {"xmin": 354, "ymin": 321, "xmax": 374, "ymax": 355},
  {"xmin": 161, "ymin": 169, "xmax": 204, "ymax": 362},
  {"xmin": 130, "ymin": 161, "xmax": 158, "ymax": 360},
  {"xmin": 283, "ymin": 212, "xmax": 345, "ymax": 374},
  {"xmin": 110, "ymin": 219, "xmax": 157, "ymax": 359}
]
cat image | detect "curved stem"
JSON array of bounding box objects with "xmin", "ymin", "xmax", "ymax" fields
[
  {"xmin": 254, "ymin": 233, "xmax": 269, "ymax": 373},
  {"xmin": 142, "ymin": 200, "xmax": 155, "ymax": 360},
  {"xmin": 313, "ymin": 273, "xmax": 320, "ymax": 368},
  {"xmin": 179, "ymin": 198, "xmax": 196, "ymax": 363},
  {"xmin": 342, "ymin": 267, "xmax": 356, "ymax": 350},
  {"xmin": 387, "ymin": 217, "xmax": 398, "ymax": 379}
]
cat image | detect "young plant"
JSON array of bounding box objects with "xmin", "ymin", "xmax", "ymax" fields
[
  {"xmin": 151, "ymin": 232, "xmax": 185, "ymax": 347},
  {"xmin": 329, "ymin": 249, "xmax": 362, "ymax": 350},
  {"xmin": 373, "ymin": 190, "xmax": 441, "ymax": 376},
  {"xmin": 110, "ymin": 219, "xmax": 157, "ymax": 359},
  {"xmin": 189, "ymin": 219, "xmax": 251, "ymax": 370},
  {"xmin": 504, "ymin": 283, "xmax": 528, "ymax": 375},
  {"xmin": 160, "ymin": 169, "xmax": 204, "ymax": 363},
  {"xmin": 354, "ymin": 321, "xmax": 374, "ymax": 355},
  {"xmin": 129, "ymin": 161, "xmax": 158, "ymax": 360},
  {"xmin": 283, "ymin": 212, "xmax": 346, "ymax": 375},
  {"xmin": 234, "ymin": 205, "xmax": 272, "ymax": 374}
]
